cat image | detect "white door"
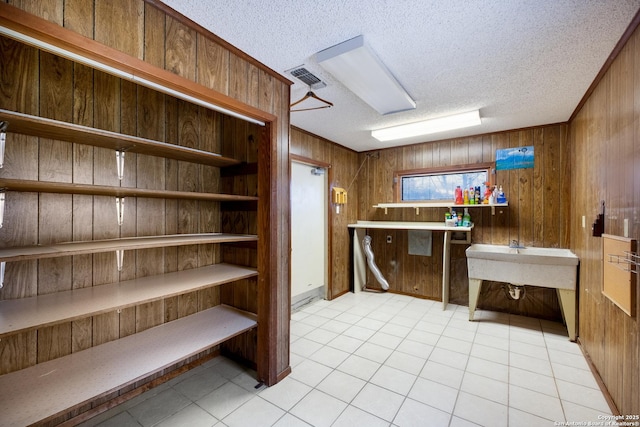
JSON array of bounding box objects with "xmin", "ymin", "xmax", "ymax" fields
[{"xmin": 290, "ymin": 161, "xmax": 327, "ymax": 306}]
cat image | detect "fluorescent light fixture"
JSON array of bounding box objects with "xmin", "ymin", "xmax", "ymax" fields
[
  {"xmin": 0, "ymin": 25, "xmax": 265, "ymax": 126},
  {"xmin": 372, "ymin": 110, "xmax": 482, "ymax": 142},
  {"xmin": 316, "ymin": 35, "xmax": 415, "ymax": 115}
]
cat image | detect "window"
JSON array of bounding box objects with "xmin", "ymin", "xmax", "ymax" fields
[{"xmin": 396, "ymin": 163, "xmax": 493, "ymax": 202}]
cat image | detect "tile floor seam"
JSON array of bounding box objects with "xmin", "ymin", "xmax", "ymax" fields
[{"xmin": 547, "ymin": 324, "xmax": 569, "ymax": 425}]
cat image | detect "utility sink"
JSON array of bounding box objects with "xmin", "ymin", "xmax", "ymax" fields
[
  {"xmin": 466, "ymin": 244, "xmax": 579, "ymax": 290},
  {"xmin": 465, "ymin": 243, "xmax": 579, "ymax": 341}
]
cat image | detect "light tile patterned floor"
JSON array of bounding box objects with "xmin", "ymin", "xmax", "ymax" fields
[{"xmin": 82, "ymin": 292, "xmax": 611, "ymax": 427}]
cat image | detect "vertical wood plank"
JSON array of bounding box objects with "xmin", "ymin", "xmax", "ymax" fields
[
  {"xmin": 165, "ymin": 14, "xmax": 197, "ymax": 80},
  {"xmin": 63, "ymin": 0, "xmax": 94, "ymax": 38},
  {"xmin": 8, "ymin": 0, "xmax": 63, "ymax": 24},
  {"xmin": 37, "ymin": 323, "xmax": 71, "ymax": 363},
  {"xmin": 71, "ymin": 59, "xmax": 95, "ymax": 295},
  {"xmin": 0, "ymin": 331, "xmax": 36, "ymax": 375},
  {"xmin": 94, "ymin": 0, "xmax": 144, "ymax": 59},
  {"xmin": 143, "ymin": 2, "xmax": 165, "ymax": 68},
  {"xmin": 197, "ymin": 34, "xmax": 229, "ymax": 95}
]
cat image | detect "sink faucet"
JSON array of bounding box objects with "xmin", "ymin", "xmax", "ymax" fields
[{"xmin": 509, "ymin": 239, "xmax": 524, "ymax": 249}]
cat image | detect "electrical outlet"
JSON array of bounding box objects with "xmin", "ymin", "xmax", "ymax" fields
[
  {"xmin": 386, "ymin": 235, "xmax": 392, "ymax": 243},
  {"xmin": 624, "ymin": 218, "xmax": 629, "ymax": 237}
]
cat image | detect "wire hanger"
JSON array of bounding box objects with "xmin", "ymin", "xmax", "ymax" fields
[{"xmin": 290, "ymin": 89, "xmax": 333, "ymax": 112}]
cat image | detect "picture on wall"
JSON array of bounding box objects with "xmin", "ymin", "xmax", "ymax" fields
[{"xmin": 496, "ymin": 146, "xmax": 534, "ymax": 170}]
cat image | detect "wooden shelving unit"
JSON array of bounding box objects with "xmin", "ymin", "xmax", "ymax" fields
[
  {"xmin": 0, "ymin": 3, "xmax": 290, "ymax": 422},
  {"xmin": 0, "ymin": 304, "xmax": 257, "ymax": 427},
  {"xmin": 0, "ymin": 93, "xmax": 262, "ymax": 425},
  {"xmin": 0, "ymin": 263, "xmax": 257, "ymax": 337}
]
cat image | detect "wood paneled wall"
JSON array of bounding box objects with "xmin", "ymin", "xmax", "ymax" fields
[
  {"xmin": 290, "ymin": 127, "xmax": 359, "ymax": 299},
  {"xmin": 0, "ymin": 0, "xmax": 291, "ymax": 388},
  {"xmin": 292, "ymin": 124, "xmax": 570, "ymax": 321},
  {"xmin": 570, "ymin": 21, "xmax": 640, "ymax": 416},
  {"xmin": 357, "ymin": 126, "xmax": 571, "ymax": 320}
]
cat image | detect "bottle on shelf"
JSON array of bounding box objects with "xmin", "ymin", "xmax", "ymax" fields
[
  {"xmin": 483, "ymin": 183, "xmax": 492, "ymax": 204},
  {"xmin": 463, "ymin": 188, "xmax": 469, "ymax": 205},
  {"xmin": 462, "ymin": 208, "xmax": 471, "ymax": 227},
  {"xmin": 445, "ymin": 211, "xmax": 455, "ymax": 227},
  {"xmin": 496, "ymin": 185, "xmax": 507, "ymax": 203},
  {"xmin": 454, "ymin": 186, "xmax": 463, "ymax": 204}
]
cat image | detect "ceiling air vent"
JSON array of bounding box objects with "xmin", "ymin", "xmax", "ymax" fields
[{"xmin": 289, "ymin": 66, "xmax": 326, "ymax": 89}]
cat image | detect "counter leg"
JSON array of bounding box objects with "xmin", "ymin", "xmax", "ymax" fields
[
  {"xmin": 556, "ymin": 289, "xmax": 577, "ymax": 341},
  {"xmin": 442, "ymin": 231, "xmax": 451, "ymax": 310},
  {"xmin": 469, "ymin": 279, "xmax": 483, "ymax": 321},
  {"xmin": 352, "ymin": 228, "xmax": 367, "ymax": 293}
]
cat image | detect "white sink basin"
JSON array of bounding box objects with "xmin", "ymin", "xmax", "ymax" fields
[
  {"xmin": 466, "ymin": 244, "xmax": 579, "ymax": 290},
  {"xmin": 466, "ymin": 243, "xmax": 579, "ymax": 340}
]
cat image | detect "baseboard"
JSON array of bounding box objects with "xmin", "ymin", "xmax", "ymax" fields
[
  {"xmin": 577, "ymin": 337, "xmax": 619, "ymax": 415},
  {"xmin": 291, "ymin": 286, "xmax": 324, "ymax": 312}
]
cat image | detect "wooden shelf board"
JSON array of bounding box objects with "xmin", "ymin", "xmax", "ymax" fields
[
  {"xmin": 0, "ymin": 263, "xmax": 257, "ymax": 338},
  {"xmin": 0, "ymin": 233, "xmax": 258, "ymax": 262},
  {"xmin": 0, "ymin": 178, "xmax": 258, "ymax": 202},
  {"xmin": 373, "ymin": 202, "xmax": 509, "ymax": 209},
  {"xmin": 0, "ymin": 304, "xmax": 257, "ymax": 427},
  {"xmin": 0, "ymin": 109, "xmax": 240, "ymax": 167},
  {"xmin": 348, "ymin": 220, "xmax": 473, "ymax": 232}
]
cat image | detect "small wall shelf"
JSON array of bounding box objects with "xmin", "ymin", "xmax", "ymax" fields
[{"xmin": 373, "ymin": 201, "xmax": 508, "ymax": 215}]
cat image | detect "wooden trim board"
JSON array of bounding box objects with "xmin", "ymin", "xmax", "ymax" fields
[
  {"xmin": 0, "ymin": 305, "xmax": 257, "ymax": 427},
  {"xmin": 603, "ymin": 234, "xmax": 637, "ymax": 316},
  {"xmin": 0, "ymin": 263, "xmax": 257, "ymax": 337}
]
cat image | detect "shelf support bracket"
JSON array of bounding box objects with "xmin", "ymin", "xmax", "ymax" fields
[
  {"xmin": 0, "ymin": 261, "xmax": 4, "ymax": 289},
  {"xmin": 0, "ymin": 120, "xmax": 7, "ymax": 169},
  {"xmin": 116, "ymin": 197, "xmax": 125, "ymax": 226},
  {"xmin": 415, "ymin": 207, "xmax": 419, "ymax": 215},
  {"xmin": 116, "ymin": 150, "xmax": 125, "ymax": 180},
  {"xmin": 116, "ymin": 249, "xmax": 124, "ymax": 271},
  {"xmin": 0, "ymin": 190, "xmax": 5, "ymax": 228},
  {"xmin": 491, "ymin": 205, "xmax": 495, "ymax": 215},
  {"xmin": 384, "ymin": 207, "xmax": 388, "ymax": 215}
]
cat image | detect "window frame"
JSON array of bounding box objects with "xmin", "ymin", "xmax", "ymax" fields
[{"xmin": 394, "ymin": 162, "xmax": 495, "ymax": 203}]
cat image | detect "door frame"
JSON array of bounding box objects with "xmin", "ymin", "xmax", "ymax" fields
[{"xmin": 290, "ymin": 154, "xmax": 334, "ymax": 300}]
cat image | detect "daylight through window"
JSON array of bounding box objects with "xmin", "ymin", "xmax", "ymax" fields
[{"xmin": 397, "ymin": 164, "xmax": 493, "ymax": 202}]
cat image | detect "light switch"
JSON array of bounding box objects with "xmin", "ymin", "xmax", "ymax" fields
[
  {"xmin": 582, "ymin": 216, "xmax": 586, "ymax": 228},
  {"xmin": 624, "ymin": 218, "xmax": 629, "ymax": 237}
]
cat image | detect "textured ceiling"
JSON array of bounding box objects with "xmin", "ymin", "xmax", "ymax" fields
[{"xmin": 163, "ymin": 0, "xmax": 640, "ymax": 152}]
